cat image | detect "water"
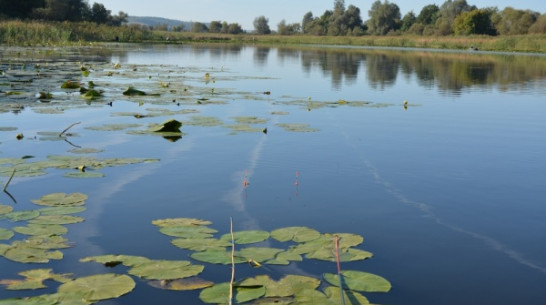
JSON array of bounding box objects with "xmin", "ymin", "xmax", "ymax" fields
[{"xmin": 1, "ymin": 44, "xmax": 545, "ymax": 305}]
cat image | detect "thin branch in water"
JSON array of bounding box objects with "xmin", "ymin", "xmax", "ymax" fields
[
  {"xmin": 229, "ymin": 216, "xmax": 235, "ymax": 305},
  {"xmin": 334, "ymin": 235, "xmax": 346, "ymax": 305},
  {"xmin": 59, "ymin": 121, "xmax": 81, "ymax": 137},
  {"xmin": 3, "ymin": 168, "xmax": 16, "ymax": 192},
  {"xmin": 3, "ymin": 189, "xmax": 17, "ymax": 204}
]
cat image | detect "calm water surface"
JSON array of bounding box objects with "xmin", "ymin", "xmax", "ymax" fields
[{"xmin": 1, "ymin": 44, "xmax": 545, "ymax": 305}]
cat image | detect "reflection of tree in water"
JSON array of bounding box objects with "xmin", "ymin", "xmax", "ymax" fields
[
  {"xmin": 299, "ymin": 50, "xmax": 364, "ymax": 89},
  {"xmin": 253, "ymin": 47, "xmax": 270, "ymax": 66},
  {"xmin": 208, "ymin": 45, "xmax": 243, "ymax": 59},
  {"xmin": 365, "ymin": 54, "xmax": 400, "ymax": 90}
]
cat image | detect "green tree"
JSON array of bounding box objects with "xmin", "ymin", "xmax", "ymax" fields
[
  {"xmin": 277, "ymin": 19, "xmax": 301, "ymax": 35},
  {"xmin": 302, "ymin": 12, "xmax": 314, "ymax": 33},
  {"xmin": 453, "ymin": 9, "xmax": 495, "ymax": 35},
  {"xmin": 401, "ymin": 11, "xmax": 416, "ymax": 31},
  {"xmin": 344, "ymin": 5, "xmax": 364, "ymax": 34},
  {"xmin": 529, "ymin": 14, "xmax": 546, "ymax": 34},
  {"xmin": 0, "ymin": 0, "xmax": 45, "ymax": 19},
  {"xmin": 328, "ymin": 0, "xmax": 347, "ymax": 35},
  {"xmin": 209, "ymin": 21, "xmax": 222, "ymax": 33},
  {"xmin": 33, "ymin": 0, "xmax": 88, "ymax": 21},
  {"xmin": 435, "ymin": 0, "xmax": 475, "ymax": 35},
  {"xmin": 90, "ymin": 2, "xmax": 110, "ymax": 24},
  {"xmin": 253, "ymin": 16, "xmax": 271, "ymax": 34},
  {"xmin": 226, "ymin": 23, "xmax": 243, "ymax": 34},
  {"xmin": 416, "ymin": 4, "xmax": 439, "ymax": 25},
  {"xmin": 493, "ymin": 7, "xmax": 539, "ymax": 35},
  {"xmin": 109, "ymin": 11, "xmax": 128, "ymax": 26},
  {"xmin": 190, "ymin": 22, "xmax": 208, "ymax": 33},
  {"xmin": 367, "ymin": 0, "xmax": 401, "ymax": 35}
]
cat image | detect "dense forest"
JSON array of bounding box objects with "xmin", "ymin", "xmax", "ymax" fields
[{"xmin": 0, "ymin": 0, "xmax": 544, "ymax": 37}]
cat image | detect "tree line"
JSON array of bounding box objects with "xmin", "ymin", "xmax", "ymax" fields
[{"xmin": 0, "ymin": 0, "xmax": 127, "ymax": 26}]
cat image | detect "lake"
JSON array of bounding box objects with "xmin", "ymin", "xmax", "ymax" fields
[{"xmin": 1, "ymin": 44, "xmax": 545, "ymax": 305}]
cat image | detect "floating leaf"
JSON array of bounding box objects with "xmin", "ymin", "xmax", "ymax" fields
[
  {"xmin": 85, "ymin": 123, "xmax": 142, "ymax": 131},
  {"xmin": 0, "ymin": 228, "xmax": 14, "ymax": 240},
  {"xmin": 323, "ymin": 286, "xmax": 371, "ymax": 305},
  {"xmin": 240, "ymin": 275, "xmax": 320, "ymax": 298},
  {"xmin": 123, "ymin": 86, "xmax": 147, "ymax": 96},
  {"xmin": 1, "ymin": 243, "xmax": 63, "ymax": 263},
  {"xmin": 81, "ymin": 89, "xmax": 102, "ymax": 100},
  {"xmin": 36, "ymin": 206, "xmax": 86, "ymax": 216},
  {"xmin": 68, "ymin": 148, "xmax": 104, "ymax": 154},
  {"xmin": 80, "ymin": 254, "xmax": 151, "ymax": 267},
  {"xmin": 1, "ymin": 269, "xmax": 72, "ymax": 290},
  {"xmin": 0, "ymin": 296, "xmax": 57, "ymax": 305},
  {"xmin": 128, "ymin": 260, "xmax": 204, "ymax": 280},
  {"xmin": 159, "ymin": 225, "xmax": 217, "ymax": 238},
  {"xmin": 200, "ymin": 282, "xmax": 266, "ymax": 304},
  {"xmin": 171, "ymin": 238, "xmax": 231, "ymax": 252},
  {"xmin": 29, "ymin": 215, "xmax": 84, "ymax": 225},
  {"xmin": 31, "ymin": 193, "xmax": 87, "ymax": 207},
  {"xmin": 270, "ymin": 227, "xmax": 321, "ymax": 243},
  {"xmin": 265, "ymin": 249, "xmax": 303, "ymax": 265},
  {"xmin": 152, "ymin": 217, "xmax": 212, "ymax": 227},
  {"xmin": 3, "ymin": 210, "xmax": 40, "ymax": 222},
  {"xmin": 61, "ymin": 80, "xmax": 80, "ymax": 89},
  {"xmin": 231, "ymin": 116, "xmax": 268, "ymax": 124},
  {"xmin": 64, "ymin": 171, "xmax": 105, "ymax": 178},
  {"xmin": 22, "ymin": 235, "xmax": 72, "ymax": 250},
  {"xmin": 184, "ymin": 116, "xmax": 223, "ymax": 127},
  {"xmin": 0, "ymin": 204, "xmax": 14, "ymax": 215},
  {"xmin": 149, "ymin": 119, "xmax": 182, "ymax": 133},
  {"xmin": 190, "ymin": 250, "xmax": 246, "ymax": 265},
  {"xmin": 220, "ymin": 230, "xmax": 270, "ymax": 245},
  {"xmin": 58, "ymin": 274, "xmax": 135, "ymax": 302},
  {"xmin": 148, "ymin": 277, "xmax": 214, "ymax": 291},
  {"xmin": 237, "ymin": 247, "xmax": 284, "ymax": 262},
  {"xmin": 276, "ymin": 123, "xmax": 319, "ymax": 133},
  {"xmin": 13, "ymin": 224, "xmax": 68, "ymax": 236},
  {"xmin": 323, "ymin": 270, "xmax": 391, "ymax": 293}
]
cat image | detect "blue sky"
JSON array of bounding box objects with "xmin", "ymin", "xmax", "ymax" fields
[{"xmin": 97, "ymin": 0, "xmax": 546, "ymax": 30}]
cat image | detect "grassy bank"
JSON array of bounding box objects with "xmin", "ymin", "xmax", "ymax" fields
[{"xmin": 1, "ymin": 20, "xmax": 545, "ymax": 53}]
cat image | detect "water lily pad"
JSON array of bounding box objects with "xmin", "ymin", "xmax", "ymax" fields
[
  {"xmin": 276, "ymin": 123, "xmax": 319, "ymax": 133},
  {"xmin": 323, "ymin": 286, "xmax": 371, "ymax": 305},
  {"xmin": 149, "ymin": 119, "xmax": 182, "ymax": 133},
  {"xmin": 184, "ymin": 116, "xmax": 223, "ymax": 127},
  {"xmin": 128, "ymin": 260, "xmax": 204, "ymax": 280},
  {"xmin": 231, "ymin": 116, "xmax": 268, "ymax": 124},
  {"xmin": 159, "ymin": 225, "xmax": 217, "ymax": 238},
  {"xmin": 23, "ymin": 235, "xmax": 72, "ymax": 250},
  {"xmin": 36, "ymin": 206, "xmax": 86, "ymax": 216},
  {"xmin": 0, "ymin": 127, "xmax": 18, "ymax": 132},
  {"xmin": 220, "ymin": 230, "xmax": 270, "ymax": 245},
  {"xmin": 1, "ymin": 242, "xmax": 63, "ymax": 263},
  {"xmin": 171, "ymin": 238, "xmax": 231, "ymax": 251},
  {"xmin": 237, "ymin": 247, "xmax": 284, "ymax": 262},
  {"xmin": 29, "ymin": 215, "xmax": 84, "ymax": 225},
  {"xmin": 148, "ymin": 277, "xmax": 214, "ymax": 291},
  {"xmin": 123, "ymin": 86, "xmax": 148, "ymax": 96},
  {"xmin": 3, "ymin": 210, "xmax": 40, "ymax": 222},
  {"xmin": 0, "ymin": 296, "xmax": 57, "ymax": 305},
  {"xmin": 270, "ymin": 227, "xmax": 321, "ymax": 243},
  {"xmin": 265, "ymin": 249, "xmax": 303, "ymax": 265},
  {"xmin": 64, "ymin": 171, "xmax": 106, "ymax": 178},
  {"xmin": 1, "ymin": 269, "xmax": 72, "ymax": 290},
  {"xmin": 31, "ymin": 193, "xmax": 87, "ymax": 207},
  {"xmin": 0, "ymin": 228, "xmax": 14, "ymax": 240},
  {"xmin": 153, "ymin": 218, "xmax": 212, "ymax": 227},
  {"xmin": 61, "ymin": 80, "xmax": 80, "ymax": 89},
  {"xmin": 81, "ymin": 89, "xmax": 102, "ymax": 99},
  {"xmin": 80, "ymin": 254, "xmax": 151, "ymax": 267},
  {"xmin": 190, "ymin": 250, "xmax": 246, "ymax": 265},
  {"xmin": 13, "ymin": 224, "xmax": 68, "ymax": 236},
  {"xmin": 200, "ymin": 282, "xmax": 266, "ymax": 304},
  {"xmin": 291, "ymin": 233, "xmax": 365, "ymax": 261},
  {"xmin": 68, "ymin": 148, "xmax": 104, "ymax": 154},
  {"xmin": 0, "ymin": 204, "xmax": 14, "ymax": 215},
  {"xmin": 58, "ymin": 274, "xmax": 135, "ymax": 302},
  {"xmin": 85, "ymin": 123, "xmax": 142, "ymax": 131},
  {"xmin": 323, "ymin": 270, "xmax": 391, "ymax": 293},
  {"xmin": 240, "ymin": 275, "xmax": 320, "ymax": 298}
]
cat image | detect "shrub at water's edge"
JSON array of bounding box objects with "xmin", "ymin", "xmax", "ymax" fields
[{"xmin": 1, "ymin": 20, "xmax": 545, "ymax": 52}]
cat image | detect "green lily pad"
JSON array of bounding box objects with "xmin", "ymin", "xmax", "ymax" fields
[
  {"xmin": 123, "ymin": 86, "xmax": 148, "ymax": 96},
  {"xmin": 29, "ymin": 215, "xmax": 84, "ymax": 225},
  {"xmin": 0, "ymin": 127, "xmax": 18, "ymax": 131},
  {"xmin": 152, "ymin": 217, "xmax": 212, "ymax": 227},
  {"xmin": 0, "ymin": 204, "xmax": 14, "ymax": 215},
  {"xmin": 323, "ymin": 286, "xmax": 371, "ymax": 305},
  {"xmin": 23, "ymin": 235, "xmax": 72, "ymax": 250},
  {"xmin": 171, "ymin": 238, "xmax": 231, "ymax": 251},
  {"xmin": 231, "ymin": 116, "xmax": 268, "ymax": 124},
  {"xmin": 220, "ymin": 230, "xmax": 270, "ymax": 245},
  {"xmin": 58, "ymin": 274, "xmax": 135, "ymax": 302},
  {"xmin": 323, "ymin": 270, "xmax": 391, "ymax": 293},
  {"xmin": 1, "ymin": 243, "xmax": 63, "ymax": 263},
  {"xmin": 276, "ymin": 123, "xmax": 319, "ymax": 132},
  {"xmin": 291, "ymin": 233, "xmax": 365, "ymax": 261},
  {"xmin": 148, "ymin": 277, "xmax": 214, "ymax": 291},
  {"xmin": 2, "ymin": 269, "xmax": 73, "ymax": 290},
  {"xmin": 200, "ymin": 282, "xmax": 266, "ymax": 304},
  {"xmin": 80, "ymin": 254, "xmax": 151, "ymax": 267},
  {"xmin": 68, "ymin": 148, "xmax": 104, "ymax": 154},
  {"xmin": 3, "ymin": 210, "xmax": 40, "ymax": 222},
  {"xmin": 184, "ymin": 116, "xmax": 223, "ymax": 127},
  {"xmin": 265, "ymin": 249, "xmax": 303, "ymax": 265},
  {"xmin": 240, "ymin": 275, "xmax": 320, "ymax": 298},
  {"xmin": 81, "ymin": 89, "xmax": 102, "ymax": 100},
  {"xmin": 61, "ymin": 80, "xmax": 80, "ymax": 89},
  {"xmin": 237, "ymin": 247, "xmax": 284, "ymax": 262},
  {"xmin": 31, "ymin": 193, "xmax": 87, "ymax": 207},
  {"xmin": 159, "ymin": 225, "xmax": 217, "ymax": 238},
  {"xmin": 36, "ymin": 206, "xmax": 86, "ymax": 216},
  {"xmin": 0, "ymin": 296, "xmax": 57, "ymax": 305},
  {"xmin": 128, "ymin": 260, "xmax": 204, "ymax": 280},
  {"xmin": 63, "ymin": 171, "xmax": 106, "ymax": 178},
  {"xmin": 190, "ymin": 250, "xmax": 246, "ymax": 265},
  {"xmin": 0, "ymin": 228, "xmax": 14, "ymax": 240},
  {"xmin": 13, "ymin": 224, "xmax": 68, "ymax": 236},
  {"xmin": 270, "ymin": 226, "xmax": 321, "ymax": 243},
  {"xmin": 85, "ymin": 123, "xmax": 142, "ymax": 131},
  {"xmin": 149, "ymin": 119, "xmax": 182, "ymax": 133}
]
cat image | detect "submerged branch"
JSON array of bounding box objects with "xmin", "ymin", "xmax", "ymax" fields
[
  {"xmin": 229, "ymin": 216, "xmax": 235, "ymax": 305},
  {"xmin": 59, "ymin": 121, "xmax": 81, "ymax": 137},
  {"xmin": 3, "ymin": 168, "xmax": 16, "ymax": 192}
]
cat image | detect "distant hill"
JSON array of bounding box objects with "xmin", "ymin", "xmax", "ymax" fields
[{"xmin": 127, "ymin": 16, "xmax": 192, "ymax": 30}]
